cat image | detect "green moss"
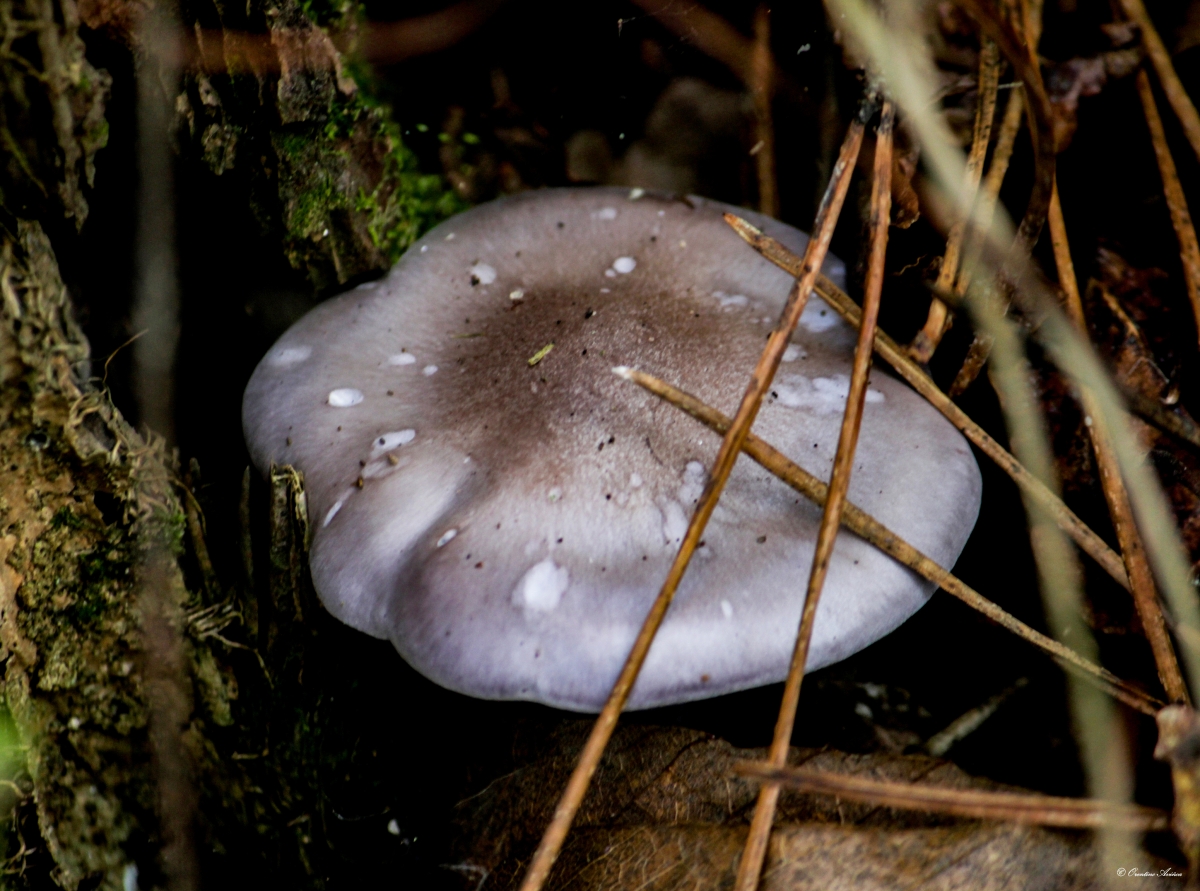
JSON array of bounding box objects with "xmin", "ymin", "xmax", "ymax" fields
[
  {"xmin": 50, "ymin": 506, "xmax": 84, "ymax": 530},
  {"xmin": 356, "ymin": 119, "xmax": 468, "ymax": 263},
  {"xmin": 72, "ymin": 544, "xmax": 131, "ymax": 625}
]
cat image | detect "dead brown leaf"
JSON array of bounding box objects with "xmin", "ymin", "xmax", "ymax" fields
[{"xmin": 447, "ymin": 724, "xmax": 1180, "ymax": 890}]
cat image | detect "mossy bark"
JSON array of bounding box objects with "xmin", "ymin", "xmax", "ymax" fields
[{"xmin": 0, "ymin": 0, "xmax": 460, "ymax": 885}]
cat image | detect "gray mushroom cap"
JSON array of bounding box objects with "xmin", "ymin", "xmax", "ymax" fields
[{"xmin": 243, "ymin": 187, "xmax": 982, "ymax": 712}]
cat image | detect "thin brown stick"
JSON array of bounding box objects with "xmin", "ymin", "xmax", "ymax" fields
[
  {"xmin": 1048, "ymin": 175, "xmax": 1189, "ymax": 703},
  {"xmin": 1124, "ymin": 387, "xmax": 1200, "ymax": 453},
  {"xmin": 723, "ymin": 214, "xmax": 1132, "ymax": 593},
  {"xmin": 514, "ymin": 95, "xmax": 876, "ymax": 891},
  {"xmin": 750, "ymin": 4, "xmax": 777, "ymax": 218},
  {"xmin": 618, "ymin": 368, "xmax": 1160, "ymax": 716},
  {"xmin": 947, "ymin": 87, "xmax": 1026, "ymax": 397},
  {"xmin": 911, "ymin": 39, "xmax": 1001, "ymax": 363},
  {"xmin": 1118, "ymin": 0, "xmax": 1200, "ymax": 167},
  {"xmin": 1135, "ymin": 69, "xmax": 1200, "ymax": 349},
  {"xmin": 734, "ymin": 762, "xmax": 1170, "ymax": 831},
  {"xmin": 736, "ymin": 101, "xmax": 894, "ymax": 891}
]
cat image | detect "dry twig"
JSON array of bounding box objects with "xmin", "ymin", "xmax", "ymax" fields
[
  {"xmin": 514, "ymin": 94, "xmax": 878, "ymax": 891},
  {"xmin": 1135, "ymin": 69, "xmax": 1200, "ymax": 350},
  {"xmin": 1117, "ymin": 0, "xmax": 1200, "ymax": 167},
  {"xmin": 911, "ymin": 39, "xmax": 1000, "ymax": 362},
  {"xmin": 1046, "ymin": 172, "xmax": 1188, "ymax": 703},
  {"xmin": 734, "ymin": 762, "xmax": 1170, "ymax": 831},
  {"xmin": 736, "ymin": 100, "xmax": 894, "ymax": 891},
  {"xmin": 723, "ymin": 214, "xmax": 1132, "ymax": 592},
  {"xmin": 618, "ymin": 368, "xmax": 1160, "ymax": 717}
]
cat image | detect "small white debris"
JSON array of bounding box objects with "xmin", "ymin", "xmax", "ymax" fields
[
  {"xmin": 68, "ymin": 716, "xmax": 82, "ymax": 730},
  {"xmin": 387, "ymin": 819, "xmax": 401, "ymax": 836},
  {"xmin": 593, "ymin": 206, "xmax": 618, "ymax": 220},
  {"xmin": 423, "ymin": 365, "xmax": 439, "ymax": 376},
  {"xmin": 773, "ymin": 374, "xmax": 884, "ymax": 415},
  {"xmin": 370, "ymin": 429, "xmax": 416, "ymax": 458},
  {"xmin": 797, "ymin": 43, "xmax": 811, "ymax": 53},
  {"xmin": 721, "ymin": 600, "xmax": 734, "ymax": 619},
  {"xmin": 268, "ymin": 345, "xmax": 312, "ymax": 367},
  {"xmin": 661, "ymin": 500, "xmax": 688, "ymax": 545},
  {"xmin": 470, "ymin": 263, "xmax": 497, "ymax": 285},
  {"xmin": 658, "ymin": 210, "xmax": 666, "ymax": 216},
  {"xmin": 629, "ymin": 472, "xmax": 643, "ymax": 488},
  {"xmin": 513, "ymin": 559, "xmax": 570, "ymax": 614},
  {"xmin": 855, "ymin": 702, "xmax": 874, "ymax": 720},
  {"xmin": 323, "ymin": 494, "xmax": 350, "ymax": 527},
  {"xmin": 388, "ymin": 352, "xmax": 416, "ymax": 365},
  {"xmin": 612, "ymin": 256, "xmax": 637, "ymax": 274},
  {"xmin": 718, "ymin": 294, "xmax": 748, "ymax": 308},
  {"xmin": 678, "ymin": 461, "xmax": 707, "ymax": 505},
  {"xmin": 629, "ymin": 187, "xmax": 645, "ymax": 200},
  {"xmin": 605, "ymin": 268, "xmax": 617, "ymax": 278},
  {"xmin": 436, "ymin": 529, "xmax": 458, "ymax": 547},
  {"xmin": 600, "ymin": 287, "xmax": 611, "ymax": 293},
  {"xmin": 445, "ymin": 232, "xmax": 456, "ymax": 240},
  {"xmin": 328, "ymin": 388, "xmax": 364, "ymax": 407},
  {"xmin": 420, "ymin": 244, "xmax": 429, "ymax": 252},
  {"xmin": 509, "ymin": 288, "xmax": 525, "ymax": 301},
  {"xmin": 782, "ymin": 344, "xmax": 806, "ymax": 362},
  {"xmin": 548, "ymin": 487, "xmax": 563, "ymax": 503},
  {"xmin": 800, "ymin": 298, "xmax": 843, "ymax": 332},
  {"xmin": 322, "ymin": 228, "xmax": 329, "ymax": 237}
]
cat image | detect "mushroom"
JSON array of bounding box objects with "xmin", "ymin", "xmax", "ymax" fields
[{"xmin": 243, "ymin": 187, "xmax": 982, "ymax": 712}]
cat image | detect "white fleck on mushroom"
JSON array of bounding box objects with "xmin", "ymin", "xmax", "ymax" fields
[
  {"xmin": 388, "ymin": 352, "xmax": 416, "ymax": 366},
  {"xmin": 422, "ymin": 365, "xmax": 438, "ymax": 376},
  {"xmin": 244, "ymin": 187, "xmax": 978, "ymax": 712},
  {"xmin": 612, "ymin": 256, "xmax": 636, "ymax": 274},
  {"xmin": 328, "ymin": 388, "xmax": 363, "ymax": 407},
  {"xmin": 469, "ymin": 262, "xmax": 497, "ymax": 285},
  {"xmin": 269, "ymin": 345, "xmax": 313, "ymax": 367}
]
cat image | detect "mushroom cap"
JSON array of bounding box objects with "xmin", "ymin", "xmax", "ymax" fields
[{"xmin": 243, "ymin": 187, "xmax": 982, "ymax": 712}]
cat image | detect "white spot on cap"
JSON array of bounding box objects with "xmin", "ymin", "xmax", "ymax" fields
[
  {"xmin": 629, "ymin": 472, "xmax": 643, "ymax": 488},
  {"xmin": 445, "ymin": 232, "xmax": 456, "ymax": 240},
  {"xmin": 718, "ymin": 294, "xmax": 747, "ymax": 308},
  {"xmin": 782, "ymin": 344, "xmax": 806, "ymax": 362},
  {"xmin": 661, "ymin": 500, "xmax": 688, "ymax": 545},
  {"xmin": 420, "ymin": 244, "xmax": 429, "ymax": 252},
  {"xmin": 629, "ymin": 188, "xmax": 645, "ymax": 200},
  {"xmin": 269, "ymin": 345, "xmax": 312, "ymax": 367},
  {"xmin": 510, "ymin": 288, "xmax": 525, "ymax": 301},
  {"xmin": 604, "ymin": 268, "xmax": 617, "ymax": 278},
  {"xmin": 470, "ymin": 263, "xmax": 497, "ymax": 285},
  {"xmin": 370, "ymin": 429, "xmax": 416, "ymax": 458},
  {"xmin": 678, "ymin": 461, "xmax": 706, "ymax": 505},
  {"xmin": 388, "ymin": 352, "xmax": 416, "ymax": 366},
  {"xmin": 721, "ymin": 600, "xmax": 734, "ymax": 619},
  {"xmin": 593, "ymin": 206, "xmax": 618, "ymax": 220},
  {"xmin": 423, "ymin": 365, "xmax": 439, "ymax": 376},
  {"xmin": 800, "ymin": 298, "xmax": 842, "ymax": 332},
  {"xmin": 548, "ymin": 487, "xmax": 563, "ymax": 502},
  {"xmin": 328, "ymin": 388, "xmax": 364, "ymax": 407},
  {"xmin": 436, "ymin": 529, "xmax": 458, "ymax": 547},
  {"xmin": 513, "ymin": 559, "xmax": 569, "ymax": 614},
  {"xmin": 612, "ymin": 256, "xmax": 637, "ymax": 274},
  {"xmin": 773, "ymin": 374, "xmax": 885, "ymax": 415}
]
